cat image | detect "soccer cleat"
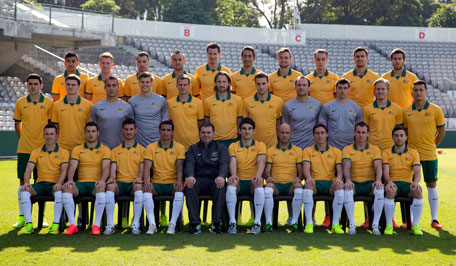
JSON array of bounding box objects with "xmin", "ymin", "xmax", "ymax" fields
[
  {"xmin": 372, "ymin": 227, "xmax": 381, "ymax": 236},
  {"xmin": 304, "ymin": 223, "xmax": 314, "ymax": 234},
  {"xmin": 250, "ymin": 223, "xmax": 261, "ymax": 235},
  {"xmin": 321, "ymin": 216, "xmax": 330, "ymax": 227},
  {"xmin": 411, "ymin": 224, "xmax": 423, "ymax": 236},
  {"xmin": 290, "ymin": 223, "xmax": 300, "ymax": 233},
  {"xmin": 400, "ymin": 221, "xmax": 413, "ymax": 229},
  {"xmin": 227, "ymin": 222, "xmax": 237, "ymax": 234},
  {"xmin": 210, "ymin": 223, "xmax": 222, "ymax": 234},
  {"xmin": 431, "ymin": 220, "xmax": 443, "ymax": 229},
  {"xmin": 331, "ymin": 224, "xmax": 344, "ymax": 235},
  {"xmin": 121, "ymin": 217, "xmax": 129, "ymax": 229},
  {"xmin": 104, "ymin": 225, "xmax": 115, "ymax": 235},
  {"xmin": 49, "ymin": 223, "xmax": 60, "ymax": 235},
  {"xmin": 347, "ymin": 227, "xmax": 357, "ymax": 235},
  {"xmin": 13, "ymin": 216, "xmax": 26, "ymax": 229},
  {"xmin": 146, "ymin": 224, "xmax": 157, "ymax": 235},
  {"xmin": 131, "ymin": 224, "xmax": 141, "ymax": 235},
  {"xmin": 264, "ymin": 223, "xmax": 273, "ymax": 233},
  {"xmin": 384, "ymin": 223, "xmax": 394, "ymax": 235},
  {"xmin": 360, "ymin": 220, "xmax": 370, "ymax": 228},
  {"xmin": 23, "ymin": 223, "xmax": 34, "ymax": 234},
  {"xmin": 189, "ymin": 224, "xmax": 202, "ymax": 234},
  {"xmin": 91, "ymin": 225, "xmax": 101, "ymax": 235},
  {"xmin": 64, "ymin": 224, "xmax": 78, "ymax": 235},
  {"xmin": 284, "ymin": 217, "xmax": 292, "ymax": 227},
  {"xmin": 245, "ymin": 217, "xmax": 255, "ymax": 227},
  {"xmin": 166, "ymin": 223, "xmax": 176, "ymax": 235},
  {"xmin": 160, "ymin": 215, "xmax": 169, "ymax": 227},
  {"xmin": 392, "ymin": 219, "xmax": 399, "ymax": 229},
  {"xmin": 236, "ymin": 216, "xmax": 243, "ymax": 225}
]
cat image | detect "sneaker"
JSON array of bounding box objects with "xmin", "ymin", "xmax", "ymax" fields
[
  {"xmin": 304, "ymin": 223, "xmax": 314, "ymax": 234},
  {"xmin": 131, "ymin": 224, "xmax": 141, "ymax": 235},
  {"xmin": 42, "ymin": 217, "xmax": 49, "ymax": 228},
  {"xmin": 372, "ymin": 227, "xmax": 381, "ymax": 236},
  {"xmin": 264, "ymin": 223, "xmax": 273, "ymax": 233},
  {"xmin": 360, "ymin": 220, "xmax": 369, "ymax": 228},
  {"xmin": 49, "ymin": 223, "xmax": 60, "ymax": 235},
  {"xmin": 411, "ymin": 224, "xmax": 423, "ymax": 236},
  {"xmin": 104, "ymin": 225, "xmax": 115, "ymax": 235},
  {"xmin": 347, "ymin": 227, "xmax": 357, "ymax": 235},
  {"xmin": 250, "ymin": 222, "xmax": 261, "ymax": 235},
  {"xmin": 91, "ymin": 225, "xmax": 101, "ymax": 235},
  {"xmin": 189, "ymin": 224, "xmax": 202, "ymax": 234},
  {"xmin": 431, "ymin": 220, "xmax": 443, "ymax": 229},
  {"xmin": 64, "ymin": 224, "xmax": 78, "ymax": 235},
  {"xmin": 384, "ymin": 223, "xmax": 394, "ymax": 235},
  {"xmin": 23, "ymin": 223, "xmax": 34, "ymax": 234},
  {"xmin": 290, "ymin": 223, "xmax": 300, "ymax": 233},
  {"xmin": 227, "ymin": 222, "xmax": 237, "ymax": 234},
  {"xmin": 210, "ymin": 223, "xmax": 222, "ymax": 234},
  {"xmin": 321, "ymin": 216, "xmax": 330, "ymax": 227},
  {"xmin": 245, "ymin": 217, "xmax": 255, "ymax": 227},
  {"xmin": 13, "ymin": 216, "xmax": 26, "ymax": 229},
  {"xmin": 146, "ymin": 224, "xmax": 157, "ymax": 235},
  {"xmin": 166, "ymin": 223, "xmax": 176, "ymax": 235},
  {"xmin": 392, "ymin": 219, "xmax": 399, "ymax": 229},
  {"xmin": 122, "ymin": 217, "xmax": 129, "ymax": 229},
  {"xmin": 284, "ymin": 217, "xmax": 292, "ymax": 226},
  {"xmin": 160, "ymin": 215, "xmax": 169, "ymax": 227},
  {"xmin": 400, "ymin": 221, "xmax": 413, "ymax": 229},
  {"xmin": 331, "ymin": 223, "xmax": 344, "ymax": 234}
]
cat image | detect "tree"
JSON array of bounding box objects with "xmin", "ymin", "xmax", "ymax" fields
[
  {"xmin": 248, "ymin": 0, "xmax": 293, "ymax": 29},
  {"xmin": 162, "ymin": 0, "xmax": 211, "ymax": 24},
  {"xmin": 428, "ymin": 4, "xmax": 456, "ymax": 27},
  {"xmin": 215, "ymin": 0, "xmax": 260, "ymax": 27},
  {"xmin": 80, "ymin": 0, "xmax": 120, "ymax": 13},
  {"xmin": 421, "ymin": 0, "xmax": 442, "ymax": 26}
]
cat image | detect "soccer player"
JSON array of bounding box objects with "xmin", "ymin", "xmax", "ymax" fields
[
  {"xmin": 185, "ymin": 123, "xmax": 229, "ymax": 234},
  {"xmin": 20, "ymin": 124, "xmax": 69, "ymax": 234},
  {"xmin": 302, "ymin": 124, "xmax": 344, "ymax": 234},
  {"xmin": 282, "ymin": 76, "xmax": 322, "ymax": 149},
  {"xmin": 161, "ymin": 50, "xmax": 199, "ymax": 99},
  {"xmin": 268, "ymin": 48, "xmax": 302, "ymax": 103},
  {"xmin": 319, "ymin": 78, "xmax": 363, "ymax": 151},
  {"xmin": 264, "ymin": 123, "xmax": 303, "ymax": 233},
  {"xmin": 204, "ymin": 71, "xmax": 243, "ymax": 147},
  {"xmin": 382, "ymin": 125, "xmax": 424, "ymax": 236},
  {"xmin": 342, "ymin": 47, "xmax": 380, "ymax": 108},
  {"xmin": 13, "ymin": 73, "xmax": 53, "ymax": 228},
  {"xmin": 381, "ymin": 49, "xmax": 418, "ymax": 109},
  {"xmin": 90, "ymin": 75, "xmax": 133, "ymax": 149},
  {"xmin": 231, "ymin": 46, "xmax": 262, "ymax": 99},
  {"xmin": 168, "ymin": 74, "xmax": 204, "ymax": 150},
  {"xmin": 342, "ymin": 122, "xmax": 383, "ymax": 235},
  {"xmin": 243, "ymin": 72, "xmax": 283, "ymax": 148},
  {"xmin": 404, "ymin": 80, "xmax": 445, "ymax": 229},
  {"xmin": 226, "ymin": 118, "xmax": 267, "ymax": 234},
  {"xmin": 52, "ymin": 51, "xmax": 90, "ymax": 101},
  {"xmin": 62, "ymin": 121, "xmax": 111, "ymax": 235},
  {"xmin": 306, "ymin": 49, "xmax": 339, "ymax": 105},
  {"xmin": 363, "ymin": 78, "xmax": 403, "ymax": 151},
  {"xmin": 128, "ymin": 72, "xmax": 168, "ymax": 148},
  {"xmin": 195, "ymin": 42, "xmax": 231, "ymax": 101},
  {"xmin": 124, "ymin": 51, "xmax": 162, "ymax": 99},
  {"xmin": 85, "ymin": 52, "xmax": 125, "ymax": 104}
]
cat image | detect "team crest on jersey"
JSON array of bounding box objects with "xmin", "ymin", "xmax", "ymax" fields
[
  {"xmin": 405, "ymin": 157, "xmax": 412, "ymax": 161},
  {"xmin": 348, "ymin": 108, "xmax": 355, "ymax": 115},
  {"xmin": 289, "ymin": 152, "xmax": 295, "ymax": 156},
  {"xmin": 327, "ymin": 155, "xmax": 334, "ymax": 158},
  {"xmin": 309, "ymin": 106, "xmax": 314, "ymax": 111},
  {"xmin": 268, "ymin": 105, "xmax": 275, "ymax": 109},
  {"xmin": 170, "ymin": 151, "xmax": 176, "ymax": 155},
  {"xmin": 151, "ymin": 102, "xmax": 157, "ymax": 107},
  {"xmin": 403, "ymin": 80, "xmax": 409, "ymax": 83},
  {"xmin": 210, "ymin": 151, "xmax": 218, "ymax": 158},
  {"xmin": 40, "ymin": 105, "xmax": 46, "ymax": 109},
  {"xmin": 118, "ymin": 108, "xmax": 124, "ymax": 112},
  {"xmin": 96, "ymin": 150, "xmax": 102, "ymax": 154},
  {"xmin": 251, "ymin": 148, "xmax": 257, "ymax": 152},
  {"xmin": 78, "ymin": 108, "xmax": 84, "ymax": 112},
  {"xmin": 326, "ymin": 80, "xmax": 332, "ymax": 83},
  {"xmin": 367, "ymin": 80, "xmax": 372, "ymax": 83},
  {"xmin": 55, "ymin": 155, "xmax": 61, "ymax": 158},
  {"xmin": 388, "ymin": 111, "xmax": 394, "ymax": 115},
  {"xmin": 425, "ymin": 112, "xmax": 431, "ymax": 116},
  {"xmin": 133, "ymin": 151, "xmax": 139, "ymax": 155},
  {"xmin": 228, "ymin": 102, "xmax": 234, "ymax": 106},
  {"xmin": 290, "ymin": 80, "xmax": 295, "ymax": 83},
  {"xmin": 189, "ymin": 105, "xmax": 194, "ymax": 108},
  {"xmin": 367, "ymin": 151, "xmax": 372, "ymax": 155}
]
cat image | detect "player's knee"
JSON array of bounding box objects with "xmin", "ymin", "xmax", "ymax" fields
[
  {"xmin": 292, "ymin": 182, "xmax": 303, "ymax": 190},
  {"xmin": 333, "ymin": 183, "xmax": 344, "ymax": 191},
  {"xmin": 94, "ymin": 186, "xmax": 105, "ymax": 193},
  {"xmin": 133, "ymin": 183, "xmax": 142, "ymax": 192},
  {"xmin": 106, "ymin": 183, "xmax": 116, "ymax": 192},
  {"xmin": 426, "ymin": 181, "xmax": 437, "ymax": 188}
]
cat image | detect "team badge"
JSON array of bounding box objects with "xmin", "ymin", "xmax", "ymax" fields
[
  {"xmin": 210, "ymin": 151, "xmax": 218, "ymax": 158},
  {"xmin": 309, "ymin": 106, "xmax": 314, "ymax": 111},
  {"xmin": 96, "ymin": 150, "xmax": 102, "ymax": 154},
  {"xmin": 388, "ymin": 111, "xmax": 394, "ymax": 115},
  {"xmin": 348, "ymin": 108, "xmax": 355, "ymax": 115},
  {"xmin": 189, "ymin": 105, "xmax": 194, "ymax": 109},
  {"xmin": 290, "ymin": 80, "xmax": 295, "ymax": 83},
  {"xmin": 289, "ymin": 152, "xmax": 295, "ymax": 156},
  {"xmin": 405, "ymin": 157, "xmax": 411, "ymax": 161},
  {"xmin": 170, "ymin": 151, "xmax": 176, "ymax": 155},
  {"xmin": 78, "ymin": 108, "xmax": 84, "ymax": 112},
  {"xmin": 55, "ymin": 155, "xmax": 61, "ymax": 158},
  {"xmin": 403, "ymin": 80, "xmax": 409, "ymax": 83},
  {"xmin": 40, "ymin": 105, "xmax": 46, "ymax": 109},
  {"xmin": 367, "ymin": 152, "xmax": 372, "ymax": 155},
  {"xmin": 327, "ymin": 155, "xmax": 334, "ymax": 158},
  {"xmin": 228, "ymin": 102, "xmax": 234, "ymax": 106},
  {"xmin": 326, "ymin": 80, "xmax": 332, "ymax": 83},
  {"xmin": 268, "ymin": 105, "xmax": 275, "ymax": 109},
  {"xmin": 251, "ymin": 148, "xmax": 257, "ymax": 152},
  {"xmin": 367, "ymin": 80, "xmax": 372, "ymax": 83},
  {"xmin": 151, "ymin": 102, "xmax": 157, "ymax": 107},
  {"xmin": 118, "ymin": 108, "xmax": 124, "ymax": 112},
  {"xmin": 133, "ymin": 151, "xmax": 139, "ymax": 155},
  {"xmin": 425, "ymin": 112, "xmax": 431, "ymax": 116}
]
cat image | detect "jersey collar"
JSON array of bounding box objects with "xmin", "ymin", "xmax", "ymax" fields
[
  {"xmin": 276, "ymin": 68, "xmax": 292, "ymax": 78},
  {"xmin": 63, "ymin": 95, "xmax": 82, "ymax": 105},
  {"xmin": 216, "ymin": 92, "xmax": 231, "ymax": 101},
  {"xmin": 412, "ymin": 101, "xmax": 430, "ymax": 111},
  {"xmin": 353, "ymin": 68, "xmax": 368, "ymax": 78},
  {"xmin": 254, "ymin": 92, "xmax": 271, "ymax": 102},
  {"xmin": 276, "ymin": 143, "xmax": 292, "ymax": 151},
  {"xmin": 41, "ymin": 143, "xmax": 59, "ymax": 153},
  {"xmin": 314, "ymin": 144, "xmax": 329, "ymax": 153},
  {"xmin": 390, "ymin": 69, "xmax": 406, "ymax": 78},
  {"xmin": 26, "ymin": 94, "xmax": 45, "ymax": 103},
  {"xmin": 373, "ymin": 100, "xmax": 391, "ymax": 109},
  {"xmin": 313, "ymin": 69, "xmax": 329, "ymax": 78},
  {"xmin": 176, "ymin": 94, "xmax": 192, "ymax": 103},
  {"xmin": 206, "ymin": 64, "xmax": 221, "ymax": 72},
  {"xmin": 392, "ymin": 145, "xmax": 408, "ymax": 155},
  {"xmin": 240, "ymin": 139, "xmax": 255, "ymax": 148},
  {"xmin": 122, "ymin": 141, "xmax": 138, "ymax": 149},
  {"xmin": 84, "ymin": 141, "xmax": 101, "ymax": 150},
  {"xmin": 158, "ymin": 140, "xmax": 174, "ymax": 150},
  {"xmin": 240, "ymin": 67, "xmax": 256, "ymax": 76},
  {"xmin": 353, "ymin": 143, "xmax": 369, "ymax": 151},
  {"xmin": 64, "ymin": 70, "xmax": 80, "ymax": 78},
  {"xmin": 172, "ymin": 71, "xmax": 187, "ymax": 78}
]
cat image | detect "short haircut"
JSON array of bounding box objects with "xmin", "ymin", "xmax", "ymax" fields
[
  {"xmin": 239, "ymin": 117, "xmax": 255, "ymax": 130},
  {"xmin": 85, "ymin": 121, "xmax": 99, "ymax": 131},
  {"xmin": 313, "ymin": 123, "xmax": 328, "ymax": 134},
  {"xmin": 254, "ymin": 72, "xmax": 269, "ymax": 83},
  {"xmin": 44, "ymin": 123, "xmax": 58, "ymax": 134},
  {"xmin": 355, "ymin": 121, "xmax": 370, "ymax": 133},
  {"xmin": 122, "ymin": 118, "xmax": 136, "ymax": 128},
  {"xmin": 206, "ymin": 42, "xmax": 221, "ymax": 53},
  {"xmin": 214, "ymin": 71, "xmax": 231, "ymax": 85},
  {"xmin": 177, "ymin": 74, "xmax": 191, "ymax": 85},
  {"xmin": 277, "ymin": 47, "xmax": 292, "ymax": 58},
  {"xmin": 159, "ymin": 120, "xmax": 174, "ymax": 130},
  {"xmin": 313, "ymin": 49, "xmax": 328, "ymax": 58},
  {"xmin": 295, "ymin": 76, "xmax": 311, "ymax": 86},
  {"xmin": 64, "ymin": 51, "xmax": 79, "ymax": 61},
  {"xmin": 136, "ymin": 51, "xmax": 150, "ymax": 60},
  {"xmin": 199, "ymin": 122, "xmax": 215, "ymax": 132},
  {"xmin": 390, "ymin": 48, "xmax": 406, "ymax": 60},
  {"xmin": 335, "ymin": 78, "xmax": 350, "ymax": 88},
  {"xmin": 413, "ymin": 80, "xmax": 427, "ymax": 91},
  {"xmin": 374, "ymin": 78, "xmax": 390, "ymax": 90},
  {"xmin": 138, "ymin": 72, "xmax": 154, "ymax": 82},
  {"xmin": 171, "ymin": 49, "xmax": 185, "ymax": 59},
  {"xmin": 26, "ymin": 73, "xmax": 42, "ymax": 84},
  {"xmin": 65, "ymin": 74, "xmax": 81, "ymax": 85},
  {"xmin": 99, "ymin": 52, "xmax": 114, "ymax": 61},
  {"xmin": 353, "ymin": 47, "xmax": 368, "ymax": 57},
  {"xmin": 392, "ymin": 124, "xmax": 407, "ymax": 136},
  {"xmin": 104, "ymin": 75, "xmax": 119, "ymax": 85},
  {"xmin": 241, "ymin": 46, "xmax": 256, "ymax": 57}
]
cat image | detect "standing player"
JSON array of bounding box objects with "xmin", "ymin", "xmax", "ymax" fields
[
  {"xmin": 381, "ymin": 49, "xmax": 418, "ymax": 109},
  {"xmin": 52, "ymin": 51, "xmax": 90, "ymax": 101},
  {"xmin": 13, "ymin": 74, "xmax": 53, "ymax": 228},
  {"xmin": 231, "ymin": 46, "xmax": 262, "ymax": 99},
  {"xmin": 268, "ymin": 48, "xmax": 302, "ymax": 103},
  {"xmin": 85, "ymin": 52, "xmax": 125, "ymax": 104},
  {"xmin": 306, "ymin": 49, "xmax": 339, "ymax": 105},
  {"xmin": 195, "ymin": 42, "xmax": 231, "ymax": 101},
  {"xmin": 404, "ymin": 80, "xmax": 445, "ymax": 229},
  {"xmin": 124, "ymin": 51, "xmax": 162, "ymax": 99},
  {"xmin": 161, "ymin": 50, "xmax": 199, "ymax": 99},
  {"xmin": 243, "ymin": 72, "xmax": 283, "ymax": 148},
  {"xmin": 342, "ymin": 47, "xmax": 380, "ymax": 108},
  {"xmin": 382, "ymin": 125, "xmax": 424, "ymax": 236},
  {"xmin": 204, "ymin": 71, "xmax": 243, "ymax": 147}
]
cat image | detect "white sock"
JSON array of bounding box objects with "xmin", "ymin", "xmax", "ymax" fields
[
  {"xmin": 332, "ymin": 190, "xmax": 344, "ymax": 225},
  {"xmin": 105, "ymin": 191, "xmax": 115, "ymax": 227},
  {"xmin": 53, "ymin": 191, "xmax": 63, "ymax": 224},
  {"xmin": 291, "ymin": 188, "xmax": 303, "ymax": 224},
  {"xmin": 253, "ymin": 187, "xmax": 265, "ymax": 225},
  {"xmin": 20, "ymin": 191, "xmax": 32, "ymax": 223},
  {"xmin": 170, "ymin": 192, "xmax": 184, "ymax": 225},
  {"xmin": 132, "ymin": 190, "xmax": 144, "ymax": 227},
  {"xmin": 412, "ymin": 198, "xmax": 424, "ymax": 226},
  {"xmin": 143, "ymin": 192, "xmax": 155, "ymax": 226},
  {"xmin": 302, "ymin": 189, "xmax": 314, "ymax": 224},
  {"xmin": 63, "ymin": 192, "xmax": 76, "ymax": 226},
  {"xmin": 18, "ymin": 185, "xmax": 23, "ymax": 216},
  {"xmin": 93, "ymin": 192, "xmax": 106, "ymax": 227},
  {"xmin": 264, "ymin": 187, "xmax": 274, "ymax": 225},
  {"xmin": 427, "ymin": 187, "xmax": 439, "ymax": 221},
  {"xmin": 372, "ymin": 188, "xmax": 384, "ymax": 229},
  {"xmin": 344, "ymin": 189, "xmax": 355, "ymax": 229},
  {"xmin": 384, "ymin": 198, "xmax": 396, "ymax": 226},
  {"xmin": 226, "ymin": 186, "xmax": 237, "ymax": 224}
]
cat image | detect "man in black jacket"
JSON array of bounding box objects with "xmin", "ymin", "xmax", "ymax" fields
[{"xmin": 185, "ymin": 122, "xmax": 229, "ymax": 234}]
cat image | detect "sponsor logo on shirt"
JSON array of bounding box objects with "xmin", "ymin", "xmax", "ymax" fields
[
  {"xmin": 371, "ymin": 112, "xmax": 377, "ymax": 116},
  {"xmin": 80, "ymin": 152, "xmax": 86, "ymax": 154},
  {"xmin": 312, "ymin": 155, "xmax": 318, "ymax": 157},
  {"xmin": 309, "ymin": 106, "xmax": 314, "ymax": 111},
  {"xmin": 155, "ymin": 151, "xmax": 160, "ymax": 154},
  {"xmin": 172, "ymin": 105, "xmax": 177, "ymax": 109},
  {"xmin": 212, "ymin": 103, "xmax": 217, "ymax": 106},
  {"xmin": 350, "ymin": 153, "xmax": 356, "ymax": 156},
  {"xmin": 118, "ymin": 152, "xmax": 124, "ymax": 155},
  {"xmin": 24, "ymin": 106, "xmax": 29, "ymax": 109},
  {"xmin": 39, "ymin": 155, "xmax": 44, "ymax": 158},
  {"xmin": 202, "ymin": 74, "xmax": 208, "ymax": 77},
  {"xmin": 273, "ymin": 80, "xmax": 279, "ymax": 83},
  {"xmin": 61, "ymin": 108, "xmax": 67, "ymax": 112},
  {"xmin": 273, "ymin": 154, "xmax": 279, "ymax": 157},
  {"xmin": 236, "ymin": 79, "xmax": 242, "ymax": 82}
]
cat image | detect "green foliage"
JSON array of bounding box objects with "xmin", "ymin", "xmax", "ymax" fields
[
  {"xmin": 421, "ymin": 0, "xmax": 442, "ymax": 26},
  {"xmin": 215, "ymin": 0, "xmax": 260, "ymax": 27},
  {"xmin": 428, "ymin": 4, "xmax": 456, "ymax": 27},
  {"xmin": 162, "ymin": 0, "xmax": 211, "ymax": 24},
  {"xmin": 80, "ymin": 0, "xmax": 120, "ymax": 14}
]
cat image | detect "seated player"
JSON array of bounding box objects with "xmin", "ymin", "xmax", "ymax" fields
[
  {"xmin": 382, "ymin": 125, "xmax": 424, "ymax": 236},
  {"xmin": 264, "ymin": 123, "xmax": 303, "ymax": 232},
  {"xmin": 62, "ymin": 122, "xmax": 111, "ymax": 235},
  {"xmin": 20, "ymin": 124, "xmax": 70, "ymax": 234}
]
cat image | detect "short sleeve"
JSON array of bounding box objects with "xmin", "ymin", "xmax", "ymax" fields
[
  {"xmin": 85, "ymin": 79, "xmax": 93, "ymax": 94},
  {"xmin": 335, "ymin": 148, "xmax": 342, "ymax": 164},
  {"xmin": 236, "ymin": 97, "xmax": 243, "ymax": 117},
  {"xmin": 242, "ymin": 99, "xmax": 249, "ymax": 118},
  {"xmin": 266, "ymin": 147, "xmax": 273, "ymax": 164},
  {"xmin": 51, "ymin": 78, "xmax": 60, "ymax": 95},
  {"xmin": 167, "ymin": 101, "xmax": 173, "ymax": 120},
  {"xmin": 282, "ymin": 104, "xmax": 290, "ymax": 124},
  {"xmin": 85, "ymin": 102, "xmax": 92, "ymax": 123},
  {"xmin": 191, "ymin": 76, "xmax": 200, "ymax": 96},
  {"xmin": 124, "ymin": 78, "xmax": 131, "ymax": 97},
  {"xmin": 51, "ymin": 103, "xmax": 59, "ymax": 124},
  {"xmin": 176, "ymin": 143, "xmax": 185, "ymax": 160},
  {"xmin": 296, "ymin": 148, "xmax": 303, "ymax": 164},
  {"xmin": 412, "ymin": 150, "xmax": 420, "ymax": 165},
  {"xmin": 395, "ymin": 105, "xmax": 403, "ymax": 125},
  {"xmin": 276, "ymin": 99, "xmax": 284, "ymax": 119},
  {"xmin": 436, "ymin": 106, "xmax": 445, "ymax": 127},
  {"xmin": 71, "ymin": 146, "xmax": 80, "ymax": 161},
  {"xmin": 61, "ymin": 149, "xmax": 70, "ymax": 164},
  {"xmin": 13, "ymin": 100, "xmax": 22, "ymax": 121},
  {"xmin": 403, "ymin": 110, "xmax": 408, "ymax": 128},
  {"xmin": 28, "ymin": 150, "xmax": 38, "ymax": 164},
  {"xmin": 118, "ymin": 79, "xmax": 125, "ymax": 98},
  {"xmin": 363, "ymin": 106, "xmax": 370, "ymax": 126},
  {"xmin": 197, "ymin": 101, "xmax": 204, "ymax": 121},
  {"xmin": 102, "ymin": 147, "xmax": 111, "ymax": 161},
  {"xmin": 302, "ymin": 147, "xmax": 311, "ymax": 162},
  {"xmin": 203, "ymin": 98, "xmax": 211, "ymax": 117},
  {"xmin": 382, "ymin": 150, "xmax": 389, "ymax": 164},
  {"xmin": 228, "ymin": 143, "xmax": 236, "ymax": 157},
  {"xmin": 144, "ymin": 145, "xmax": 153, "ymax": 162},
  {"xmin": 373, "ymin": 146, "xmax": 382, "ymax": 160},
  {"xmin": 258, "ymin": 142, "xmax": 267, "ymax": 155},
  {"xmin": 111, "ymin": 149, "xmax": 118, "ymax": 163},
  {"xmin": 342, "ymin": 146, "xmax": 351, "ymax": 160}
]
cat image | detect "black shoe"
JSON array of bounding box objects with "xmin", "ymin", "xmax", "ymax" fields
[
  {"xmin": 289, "ymin": 223, "xmax": 300, "ymax": 233},
  {"xmin": 189, "ymin": 224, "xmax": 202, "ymax": 234},
  {"xmin": 210, "ymin": 223, "xmax": 222, "ymax": 234}
]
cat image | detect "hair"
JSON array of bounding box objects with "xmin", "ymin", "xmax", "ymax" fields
[
  {"xmin": 26, "ymin": 73, "xmax": 42, "ymax": 85},
  {"xmin": 254, "ymin": 72, "xmax": 269, "ymax": 83},
  {"xmin": 277, "ymin": 47, "xmax": 292, "ymax": 58},
  {"xmin": 413, "ymin": 80, "xmax": 428, "ymax": 91},
  {"xmin": 239, "ymin": 117, "xmax": 255, "ymax": 130},
  {"xmin": 390, "ymin": 48, "xmax": 406, "ymax": 60},
  {"xmin": 44, "ymin": 123, "xmax": 58, "ymax": 134},
  {"xmin": 85, "ymin": 121, "xmax": 99, "ymax": 131},
  {"xmin": 104, "ymin": 75, "xmax": 119, "ymax": 85},
  {"xmin": 392, "ymin": 124, "xmax": 407, "ymax": 136},
  {"xmin": 355, "ymin": 121, "xmax": 370, "ymax": 133},
  {"xmin": 138, "ymin": 72, "xmax": 154, "ymax": 82},
  {"xmin": 65, "ymin": 74, "xmax": 81, "ymax": 86},
  {"xmin": 313, "ymin": 49, "xmax": 328, "ymax": 58},
  {"xmin": 295, "ymin": 76, "xmax": 311, "ymax": 86},
  {"xmin": 199, "ymin": 122, "xmax": 215, "ymax": 132},
  {"xmin": 159, "ymin": 120, "xmax": 174, "ymax": 130},
  {"xmin": 176, "ymin": 74, "xmax": 191, "ymax": 85},
  {"xmin": 122, "ymin": 118, "xmax": 136, "ymax": 128},
  {"xmin": 353, "ymin": 47, "xmax": 368, "ymax": 57},
  {"xmin": 136, "ymin": 51, "xmax": 150, "ymax": 60},
  {"xmin": 374, "ymin": 78, "xmax": 390, "ymax": 90},
  {"xmin": 99, "ymin": 52, "xmax": 114, "ymax": 61},
  {"xmin": 335, "ymin": 78, "xmax": 350, "ymax": 88},
  {"xmin": 214, "ymin": 71, "xmax": 231, "ymax": 91},
  {"xmin": 241, "ymin": 46, "xmax": 256, "ymax": 58},
  {"xmin": 64, "ymin": 51, "xmax": 79, "ymax": 61},
  {"xmin": 313, "ymin": 123, "xmax": 328, "ymax": 134},
  {"xmin": 171, "ymin": 49, "xmax": 185, "ymax": 59},
  {"xmin": 206, "ymin": 42, "xmax": 221, "ymax": 53}
]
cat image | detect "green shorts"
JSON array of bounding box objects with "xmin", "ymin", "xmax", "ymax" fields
[
  {"xmin": 274, "ymin": 182, "xmax": 293, "ymax": 196},
  {"xmin": 421, "ymin": 160, "xmax": 438, "ymax": 183},
  {"xmin": 17, "ymin": 153, "xmax": 37, "ymax": 180},
  {"xmin": 315, "ymin": 180, "xmax": 333, "ymax": 196},
  {"xmin": 32, "ymin": 181, "xmax": 55, "ymax": 196},
  {"xmin": 75, "ymin": 182, "xmax": 95, "ymax": 196},
  {"xmin": 353, "ymin": 181, "xmax": 374, "ymax": 196},
  {"xmin": 117, "ymin": 181, "xmax": 134, "ymax": 196},
  {"xmin": 218, "ymin": 138, "xmax": 239, "ymax": 148},
  {"xmin": 394, "ymin": 181, "xmax": 411, "ymax": 197},
  {"xmin": 152, "ymin": 183, "xmax": 174, "ymax": 196},
  {"xmin": 239, "ymin": 180, "xmax": 252, "ymax": 196}
]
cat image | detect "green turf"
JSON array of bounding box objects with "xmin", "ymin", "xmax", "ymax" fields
[{"xmin": 1, "ymin": 149, "xmax": 455, "ymax": 265}]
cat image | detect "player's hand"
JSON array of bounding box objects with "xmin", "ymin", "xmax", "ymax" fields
[
  {"xmin": 22, "ymin": 184, "xmax": 31, "ymax": 191},
  {"xmin": 174, "ymin": 181, "xmax": 184, "ymax": 192},
  {"xmin": 305, "ymin": 178, "xmax": 315, "ymax": 188},
  {"xmin": 293, "ymin": 177, "xmax": 302, "ymax": 185},
  {"xmin": 53, "ymin": 183, "xmax": 63, "ymax": 192},
  {"xmin": 334, "ymin": 179, "xmax": 344, "ymax": 187},
  {"xmin": 385, "ymin": 182, "xmax": 396, "ymax": 192},
  {"xmin": 95, "ymin": 181, "xmax": 106, "ymax": 190},
  {"xmin": 344, "ymin": 180, "xmax": 354, "ymax": 190},
  {"xmin": 252, "ymin": 176, "xmax": 264, "ymax": 187},
  {"xmin": 63, "ymin": 181, "xmax": 74, "ymax": 190},
  {"xmin": 373, "ymin": 181, "xmax": 384, "ymax": 189},
  {"xmin": 143, "ymin": 181, "xmax": 152, "ymax": 193},
  {"xmin": 228, "ymin": 175, "xmax": 239, "ymax": 184},
  {"xmin": 186, "ymin": 177, "xmax": 196, "ymax": 189},
  {"xmin": 106, "ymin": 178, "xmax": 115, "ymax": 184},
  {"xmin": 134, "ymin": 177, "xmax": 143, "ymax": 184},
  {"xmin": 410, "ymin": 182, "xmax": 421, "ymax": 192},
  {"xmin": 266, "ymin": 176, "xmax": 274, "ymax": 184},
  {"xmin": 215, "ymin": 176, "xmax": 225, "ymax": 188}
]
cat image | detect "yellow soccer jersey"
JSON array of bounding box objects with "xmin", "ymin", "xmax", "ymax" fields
[
  {"xmin": 168, "ymin": 95, "xmax": 204, "ymax": 150},
  {"xmin": 51, "ymin": 70, "xmax": 90, "ymax": 98},
  {"xmin": 13, "ymin": 94, "xmax": 53, "ymax": 154},
  {"xmin": 71, "ymin": 142, "xmax": 111, "ymax": 182},
  {"xmin": 195, "ymin": 64, "xmax": 231, "ymax": 101},
  {"xmin": 85, "ymin": 75, "xmax": 125, "ymax": 104},
  {"xmin": 243, "ymin": 93, "xmax": 283, "ymax": 148},
  {"xmin": 303, "ymin": 145, "xmax": 342, "ymax": 181},
  {"xmin": 266, "ymin": 144, "xmax": 303, "ymax": 183},
  {"xmin": 342, "ymin": 143, "xmax": 382, "ymax": 182},
  {"xmin": 50, "ymin": 96, "xmax": 92, "ymax": 152},
  {"xmin": 268, "ymin": 68, "xmax": 302, "ymax": 103},
  {"xmin": 144, "ymin": 140, "xmax": 185, "ymax": 184},
  {"xmin": 342, "ymin": 69, "xmax": 380, "ymax": 108},
  {"xmin": 403, "ymin": 101, "xmax": 445, "ymax": 160},
  {"xmin": 306, "ymin": 70, "xmax": 339, "ymax": 105},
  {"xmin": 229, "ymin": 140, "xmax": 267, "ymax": 180},
  {"xmin": 161, "ymin": 71, "xmax": 199, "ymax": 99},
  {"xmin": 381, "ymin": 69, "xmax": 418, "ymax": 109},
  {"xmin": 28, "ymin": 144, "xmax": 69, "ymax": 183},
  {"xmin": 231, "ymin": 68, "xmax": 261, "ymax": 99},
  {"xmin": 112, "ymin": 142, "xmax": 146, "ymax": 183},
  {"xmin": 204, "ymin": 93, "xmax": 243, "ymax": 140},
  {"xmin": 382, "ymin": 146, "xmax": 420, "ymax": 183},
  {"xmin": 124, "ymin": 73, "xmax": 162, "ymax": 98},
  {"xmin": 363, "ymin": 100, "xmax": 403, "ymax": 151}
]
